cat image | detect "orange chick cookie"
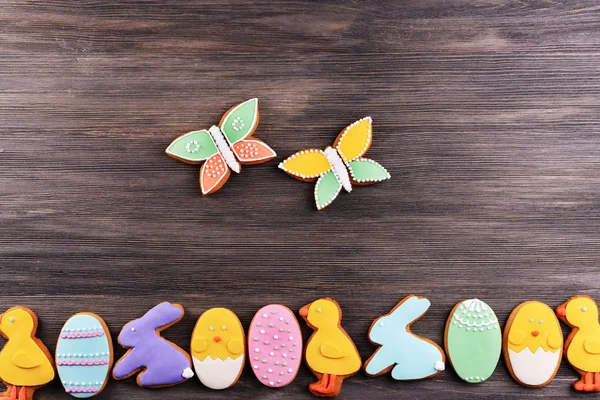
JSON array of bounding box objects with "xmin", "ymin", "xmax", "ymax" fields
[
  {"xmin": 299, "ymin": 298, "xmax": 361, "ymax": 397},
  {"xmin": 0, "ymin": 307, "xmax": 55, "ymax": 400},
  {"xmin": 557, "ymin": 296, "xmax": 600, "ymax": 392}
]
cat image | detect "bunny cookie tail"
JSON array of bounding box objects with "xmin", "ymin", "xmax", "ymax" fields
[{"xmin": 182, "ymin": 367, "xmax": 195, "ymax": 379}]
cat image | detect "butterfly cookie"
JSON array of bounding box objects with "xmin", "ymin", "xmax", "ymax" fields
[
  {"xmin": 279, "ymin": 117, "xmax": 390, "ymax": 210},
  {"xmin": 166, "ymin": 98, "xmax": 276, "ymax": 195}
]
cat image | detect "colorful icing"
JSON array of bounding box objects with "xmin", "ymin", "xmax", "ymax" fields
[
  {"xmin": 191, "ymin": 308, "xmax": 245, "ymax": 390},
  {"xmin": 166, "ymin": 98, "xmax": 275, "ymax": 195},
  {"xmin": 280, "ymin": 117, "xmax": 390, "ymax": 210},
  {"xmin": 56, "ymin": 313, "xmax": 113, "ymax": 398},
  {"xmin": 504, "ymin": 301, "xmax": 562, "ymax": 387},
  {"xmin": 299, "ymin": 298, "xmax": 361, "ymax": 397},
  {"xmin": 248, "ymin": 305, "xmax": 302, "ymax": 388},
  {"xmin": 200, "ymin": 152, "xmax": 230, "ymax": 195},
  {"xmin": 445, "ymin": 299, "xmax": 501, "ymax": 383},
  {"xmin": 165, "ymin": 130, "xmax": 218, "ymax": 164},
  {"xmin": 113, "ymin": 302, "xmax": 194, "ymax": 387},
  {"xmin": 556, "ymin": 296, "xmax": 600, "ymax": 391},
  {"xmin": 348, "ymin": 159, "xmax": 391, "ymax": 184},
  {"xmin": 334, "ymin": 116, "xmax": 372, "ymax": 162},
  {"xmin": 232, "ymin": 139, "xmax": 277, "ymax": 163},
  {"xmin": 314, "ymin": 170, "xmax": 342, "ymax": 210},
  {"xmin": 220, "ymin": 98, "xmax": 259, "ymax": 145},
  {"xmin": 0, "ymin": 306, "xmax": 55, "ymax": 399},
  {"xmin": 278, "ymin": 149, "xmax": 331, "ymax": 180},
  {"xmin": 364, "ymin": 295, "xmax": 445, "ymax": 380}
]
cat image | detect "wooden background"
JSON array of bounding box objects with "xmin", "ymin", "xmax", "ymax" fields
[{"xmin": 2, "ymin": 0, "xmax": 600, "ymax": 398}]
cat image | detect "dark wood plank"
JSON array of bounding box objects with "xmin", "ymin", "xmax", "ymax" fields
[{"xmin": 2, "ymin": 0, "xmax": 600, "ymax": 398}]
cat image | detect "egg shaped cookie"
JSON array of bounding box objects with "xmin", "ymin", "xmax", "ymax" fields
[
  {"xmin": 191, "ymin": 308, "xmax": 245, "ymax": 390},
  {"xmin": 504, "ymin": 301, "xmax": 563, "ymax": 388},
  {"xmin": 445, "ymin": 299, "xmax": 501, "ymax": 383},
  {"xmin": 56, "ymin": 313, "xmax": 113, "ymax": 397},
  {"xmin": 248, "ymin": 304, "xmax": 303, "ymax": 387}
]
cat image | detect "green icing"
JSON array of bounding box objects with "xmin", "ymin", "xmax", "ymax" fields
[
  {"xmin": 166, "ymin": 130, "xmax": 218, "ymax": 163},
  {"xmin": 314, "ymin": 170, "xmax": 341, "ymax": 210},
  {"xmin": 221, "ymin": 98, "xmax": 258, "ymax": 145},
  {"xmin": 446, "ymin": 299, "xmax": 501, "ymax": 383},
  {"xmin": 348, "ymin": 159, "xmax": 390, "ymax": 183}
]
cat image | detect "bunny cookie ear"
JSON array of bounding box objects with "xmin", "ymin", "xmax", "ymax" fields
[{"xmin": 142, "ymin": 302, "xmax": 184, "ymax": 330}]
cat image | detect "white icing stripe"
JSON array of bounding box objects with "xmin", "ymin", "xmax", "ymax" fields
[
  {"xmin": 323, "ymin": 147, "xmax": 352, "ymax": 193},
  {"xmin": 208, "ymin": 125, "xmax": 241, "ymax": 173},
  {"xmin": 453, "ymin": 313, "xmax": 498, "ymax": 327},
  {"xmin": 464, "ymin": 299, "xmax": 488, "ymax": 312}
]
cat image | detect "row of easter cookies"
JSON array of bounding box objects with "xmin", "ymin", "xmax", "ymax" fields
[{"xmin": 0, "ymin": 295, "xmax": 597, "ymax": 399}]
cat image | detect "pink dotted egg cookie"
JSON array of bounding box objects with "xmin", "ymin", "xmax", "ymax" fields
[{"xmin": 248, "ymin": 305, "xmax": 303, "ymax": 388}]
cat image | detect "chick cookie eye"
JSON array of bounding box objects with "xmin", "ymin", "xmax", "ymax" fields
[
  {"xmin": 8, "ymin": 317, "xmax": 14, "ymax": 323},
  {"xmin": 209, "ymin": 326, "xmax": 214, "ymax": 331},
  {"xmin": 221, "ymin": 325, "xmax": 227, "ymax": 330},
  {"xmin": 317, "ymin": 308, "xmax": 322, "ymax": 313},
  {"xmin": 529, "ymin": 318, "xmax": 534, "ymax": 322},
  {"xmin": 539, "ymin": 320, "xmax": 544, "ymax": 324},
  {"xmin": 582, "ymin": 307, "xmax": 588, "ymax": 312}
]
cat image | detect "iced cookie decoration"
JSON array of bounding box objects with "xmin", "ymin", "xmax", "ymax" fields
[
  {"xmin": 56, "ymin": 313, "xmax": 113, "ymax": 397},
  {"xmin": 503, "ymin": 301, "xmax": 562, "ymax": 388},
  {"xmin": 299, "ymin": 298, "xmax": 361, "ymax": 397},
  {"xmin": 248, "ymin": 305, "xmax": 302, "ymax": 388},
  {"xmin": 364, "ymin": 295, "xmax": 445, "ymax": 380},
  {"xmin": 445, "ymin": 299, "xmax": 501, "ymax": 384},
  {"xmin": 113, "ymin": 302, "xmax": 194, "ymax": 387},
  {"xmin": 191, "ymin": 308, "xmax": 245, "ymax": 390},
  {"xmin": 279, "ymin": 117, "xmax": 390, "ymax": 210},
  {"xmin": 0, "ymin": 306, "xmax": 55, "ymax": 400},
  {"xmin": 556, "ymin": 295, "xmax": 600, "ymax": 392},
  {"xmin": 166, "ymin": 98, "xmax": 276, "ymax": 195}
]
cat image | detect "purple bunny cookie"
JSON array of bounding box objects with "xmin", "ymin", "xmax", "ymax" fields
[{"xmin": 113, "ymin": 302, "xmax": 194, "ymax": 387}]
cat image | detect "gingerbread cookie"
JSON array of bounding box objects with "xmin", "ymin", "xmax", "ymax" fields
[
  {"xmin": 279, "ymin": 117, "xmax": 390, "ymax": 210},
  {"xmin": 445, "ymin": 299, "xmax": 501, "ymax": 384},
  {"xmin": 556, "ymin": 295, "xmax": 600, "ymax": 392},
  {"xmin": 0, "ymin": 306, "xmax": 55, "ymax": 400},
  {"xmin": 364, "ymin": 295, "xmax": 445, "ymax": 380},
  {"xmin": 299, "ymin": 298, "xmax": 361, "ymax": 397},
  {"xmin": 503, "ymin": 301, "xmax": 562, "ymax": 388},
  {"xmin": 166, "ymin": 98, "xmax": 276, "ymax": 195},
  {"xmin": 248, "ymin": 305, "xmax": 302, "ymax": 388},
  {"xmin": 112, "ymin": 302, "xmax": 194, "ymax": 387},
  {"xmin": 190, "ymin": 308, "xmax": 245, "ymax": 390},
  {"xmin": 56, "ymin": 313, "xmax": 113, "ymax": 397}
]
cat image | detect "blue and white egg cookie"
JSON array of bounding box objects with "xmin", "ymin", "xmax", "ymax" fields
[{"xmin": 56, "ymin": 313, "xmax": 113, "ymax": 398}]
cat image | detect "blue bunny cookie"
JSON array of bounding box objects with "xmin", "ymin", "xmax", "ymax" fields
[{"xmin": 364, "ymin": 295, "xmax": 445, "ymax": 380}]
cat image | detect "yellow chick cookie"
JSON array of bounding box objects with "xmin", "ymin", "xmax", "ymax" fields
[
  {"xmin": 0, "ymin": 307, "xmax": 55, "ymax": 400},
  {"xmin": 557, "ymin": 296, "xmax": 600, "ymax": 391},
  {"xmin": 190, "ymin": 308, "xmax": 245, "ymax": 390},
  {"xmin": 503, "ymin": 301, "xmax": 563, "ymax": 388},
  {"xmin": 299, "ymin": 298, "xmax": 361, "ymax": 397}
]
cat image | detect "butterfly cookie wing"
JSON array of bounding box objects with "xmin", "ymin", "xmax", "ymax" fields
[
  {"xmin": 334, "ymin": 117, "xmax": 372, "ymax": 163},
  {"xmin": 278, "ymin": 149, "xmax": 332, "ymax": 182},
  {"xmin": 165, "ymin": 130, "xmax": 219, "ymax": 164},
  {"xmin": 200, "ymin": 153, "xmax": 231, "ymax": 195},
  {"xmin": 315, "ymin": 170, "xmax": 342, "ymax": 210},
  {"xmin": 347, "ymin": 158, "xmax": 390, "ymax": 185}
]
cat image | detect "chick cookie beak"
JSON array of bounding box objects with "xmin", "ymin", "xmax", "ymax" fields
[
  {"xmin": 299, "ymin": 305, "xmax": 310, "ymax": 318},
  {"xmin": 531, "ymin": 331, "xmax": 539, "ymax": 337},
  {"xmin": 556, "ymin": 304, "xmax": 567, "ymax": 317},
  {"xmin": 213, "ymin": 336, "xmax": 221, "ymax": 343}
]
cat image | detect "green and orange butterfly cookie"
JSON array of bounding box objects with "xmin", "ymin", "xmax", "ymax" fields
[
  {"xmin": 166, "ymin": 98, "xmax": 276, "ymax": 195},
  {"xmin": 279, "ymin": 117, "xmax": 390, "ymax": 210}
]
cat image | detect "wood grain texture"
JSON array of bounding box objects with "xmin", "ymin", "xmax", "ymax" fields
[{"xmin": 1, "ymin": 0, "xmax": 600, "ymax": 398}]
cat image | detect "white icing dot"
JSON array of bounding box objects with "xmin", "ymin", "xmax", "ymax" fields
[
  {"xmin": 274, "ymin": 335, "xmax": 279, "ymax": 340},
  {"xmin": 269, "ymin": 352, "xmax": 274, "ymax": 356},
  {"xmin": 263, "ymin": 313, "xmax": 268, "ymax": 318},
  {"xmin": 268, "ymin": 369, "xmax": 273, "ymax": 373},
  {"xmin": 279, "ymin": 317, "xmax": 284, "ymax": 321},
  {"xmin": 288, "ymin": 369, "xmax": 293, "ymax": 373},
  {"xmin": 254, "ymin": 365, "xmax": 258, "ymax": 369},
  {"xmin": 254, "ymin": 348, "xmax": 260, "ymax": 353},
  {"xmin": 260, "ymin": 330, "xmax": 265, "ymax": 334},
  {"xmin": 269, "ymin": 382, "xmax": 274, "ymax": 386},
  {"xmin": 289, "ymin": 336, "xmax": 293, "ymax": 341}
]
